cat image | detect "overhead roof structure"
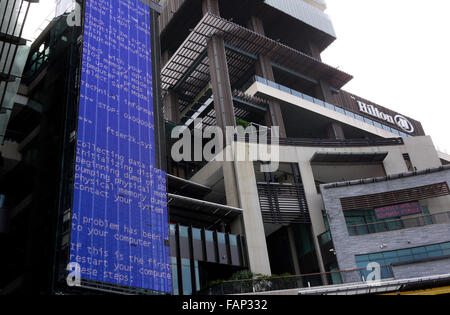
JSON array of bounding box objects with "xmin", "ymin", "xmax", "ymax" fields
[
  {"xmin": 161, "ymin": 13, "xmax": 353, "ymax": 120},
  {"xmin": 167, "ymin": 193, "xmax": 243, "ymax": 230}
]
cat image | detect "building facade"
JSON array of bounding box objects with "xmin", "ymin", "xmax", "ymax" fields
[{"xmin": 157, "ymin": 0, "xmax": 450, "ymax": 293}]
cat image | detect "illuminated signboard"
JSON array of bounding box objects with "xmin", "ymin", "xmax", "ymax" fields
[
  {"xmin": 374, "ymin": 202, "xmax": 422, "ymax": 220},
  {"xmin": 69, "ymin": 0, "xmax": 171, "ymax": 293}
]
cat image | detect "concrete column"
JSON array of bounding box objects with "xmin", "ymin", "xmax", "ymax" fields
[
  {"xmin": 206, "ymin": 35, "xmax": 236, "ymax": 133},
  {"xmin": 327, "ymin": 121, "xmax": 345, "ymax": 140},
  {"xmin": 202, "ymin": 0, "xmax": 220, "ymax": 15},
  {"xmin": 296, "ymin": 160, "xmax": 328, "ymax": 282},
  {"xmin": 247, "ymin": 16, "xmax": 287, "ymax": 138},
  {"xmin": 287, "ymin": 226, "xmax": 302, "ymax": 275},
  {"xmin": 163, "ymin": 91, "xmax": 180, "ymax": 123},
  {"xmin": 234, "ymin": 160, "xmax": 271, "ymax": 276},
  {"xmin": 222, "ymin": 160, "xmax": 240, "ymax": 208}
]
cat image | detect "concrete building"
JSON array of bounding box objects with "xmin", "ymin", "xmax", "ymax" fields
[{"xmin": 157, "ymin": 0, "xmax": 450, "ymax": 294}]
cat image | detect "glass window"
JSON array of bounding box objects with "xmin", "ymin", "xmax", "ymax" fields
[
  {"xmin": 181, "ymin": 258, "xmax": 192, "ymax": 295},
  {"xmin": 356, "ymin": 255, "xmax": 370, "ymax": 263},
  {"xmin": 171, "ymin": 257, "xmax": 179, "ymax": 295},
  {"xmin": 440, "ymin": 243, "xmax": 450, "ymax": 250},
  {"xmin": 382, "ymin": 251, "xmax": 397, "ymax": 259},
  {"xmin": 205, "ymin": 230, "xmax": 214, "ymax": 242},
  {"xmin": 397, "ymin": 249, "xmax": 412, "ymax": 257},
  {"xmin": 229, "ymin": 235, "xmax": 238, "ymax": 247},
  {"xmin": 179, "ymin": 226, "xmax": 189, "ymax": 238},
  {"xmin": 194, "ymin": 261, "xmax": 200, "ymax": 292},
  {"xmin": 412, "ymin": 247, "xmax": 426, "ymax": 254},
  {"xmin": 217, "ymin": 232, "xmax": 226, "ymax": 244},
  {"xmin": 192, "ymin": 228, "xmax": 202, "ymax": 241},
  {"xmin": 170, "ymin": 224, "xmax": 176, "ymax": 236},
  {"xmin": 369, "ymin": 253, "xmax": 383, "ymax": 260}
]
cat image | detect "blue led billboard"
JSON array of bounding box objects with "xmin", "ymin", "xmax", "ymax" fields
[{"xmin": 69, "ymin": 0, "xmax": 171, "ymax": 293}]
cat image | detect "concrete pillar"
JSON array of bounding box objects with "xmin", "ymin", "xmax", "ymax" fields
[
  {"xmin": 247, "ymin": 16, "xmax": 287, "ymax": 138},
  {"xmin": 327, "ymin": 121, "xmax": 345, "ymax": 140},
  {"xmin": 202, "ymin": 0, "xmax": 235, "ymax": 134},
  {"xmin": 206, "ymin": 35, "xmax": 236, "ymax": 133},
  {"xmin": 234, "ymin": 160, "xmax": 271, "ymax": 276},
  {"xmin": 222, "ymin": 160, "xmax": 240, "ymax": 208},
  {"xmin": 287, "ymin": 226, "xmax": 302, "ymax": 275},
  {"xmin": 296, "ymin": 161, "xmax": 329, "ymax": 283},
  {"xmin": 202, "ymin": 0, "xmax": 220, "ymax": 15},
  {"xmin": 163, "ymin": 91, "xmax": 180, "ymax": 123}
]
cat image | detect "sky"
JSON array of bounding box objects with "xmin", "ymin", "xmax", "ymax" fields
[
  {"xmin": 22, "ymin": 0, "xmax": 450, "ymax": 153},
  {"xmin": 322, "ymin": 0, "xmax": 450, "ymax": 154}
]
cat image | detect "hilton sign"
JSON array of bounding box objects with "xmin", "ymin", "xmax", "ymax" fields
[{"xmin": 357, "ymin": 100, "xmax": 415, "ymax": 133}]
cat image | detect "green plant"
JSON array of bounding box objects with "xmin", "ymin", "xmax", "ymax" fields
[{"xmin": 235, "ymin": 118, "xmax": 250, "ymax": 129}]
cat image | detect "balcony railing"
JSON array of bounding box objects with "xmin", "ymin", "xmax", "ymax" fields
[
  {"xmin": 347, "ymin": 211, "xmax": 450, "ymax": 236},
  {"xmin": 200, "ymin": 265, "xmax": 394, "ymax": 295},
  {"xmin": 235, "ymin": 132, "xmax": 404, "ymax": 147},
  {"xmin": 249, "ymin": 75, "xmax": 413, "ymax": 139}
]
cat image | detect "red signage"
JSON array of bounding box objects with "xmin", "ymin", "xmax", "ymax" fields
[{"xmin": 374, "ymin": 202, "xmax": 422, "ymax": 220}]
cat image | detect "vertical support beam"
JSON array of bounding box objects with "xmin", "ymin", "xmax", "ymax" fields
[
  {"xmin": 327, "ymin": 121, "xmax": 345, "ymax": 140},
  {"xmin": 206, "ymin": 35, "xmax": 236, "ymax": 133},
  {"xmin": 287, "ymin": 226, "xmax": 302, "ymax": 275},
  {"xmin": 202, "ymin": 0, "xmax": 220, "ymax": 15},
  {"xmin": 234, "ymin": 160, "xmax": 272, "ymax": 276},
  {"xmin": 247, "ymin": 16, "xmax": 286, "ymax": 138},
  {"xmin": 202, "ymin": 0, "xmax": 235, "ymax": 134},
  {"xmin": 163, "ymin": 91, "xmax": 180, "ymax": 123}
]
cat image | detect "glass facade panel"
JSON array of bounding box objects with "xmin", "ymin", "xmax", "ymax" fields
[
  {"xmin": 205, "ymin": 230, "xmax": 214, "ymax": 242},
  {"xmin": 229, "ymin": 234, "xmax": 238, "ymax": 246},
  {"xmin": 356, "ymin": 242, "xmax": 450, "ymax": 280},
  {"xmin": 171, "ymin": 257, "xmax": 179, "ymax": 295},
  {"xmin": 181, "ymin": 258, "xmax": 192, "ymax": 295},
  {"xmin": 179, "ymin": 226, "xmax": 189, "ymax": 238},
  {"xmin": 192, "ymin": 228, "xmax": 202, "ymax": 240},
  {"xmin": 217, "ymin": 232, "xmax": 226, "ymax": 244}
]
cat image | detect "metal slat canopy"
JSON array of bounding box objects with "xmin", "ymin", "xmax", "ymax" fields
[
  {"xmin": 161, "ymin": 13, "xmax": 353, "ymax": 117},
  {"xmin": 167, "ymin": 193, "xmax": 243, "ymax": 229}
]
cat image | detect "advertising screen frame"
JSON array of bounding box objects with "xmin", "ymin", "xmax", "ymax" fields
[{"xmin": 53, "ymin": 0, "xmax": 169, "ymax": 295}]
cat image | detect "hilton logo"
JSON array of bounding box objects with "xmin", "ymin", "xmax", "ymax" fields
[{"xmin": 357, "ymin": 100, "xmax": 414, "ymax": 133}]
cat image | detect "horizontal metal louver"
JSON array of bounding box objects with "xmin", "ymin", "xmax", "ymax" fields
[
  {"xmin": 257, "ymin": 183, "xmax": 311, "ymax": 224},
  {"xmin": 340, "ymin": 182, "xmax": 450, "ymax": 211}
]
